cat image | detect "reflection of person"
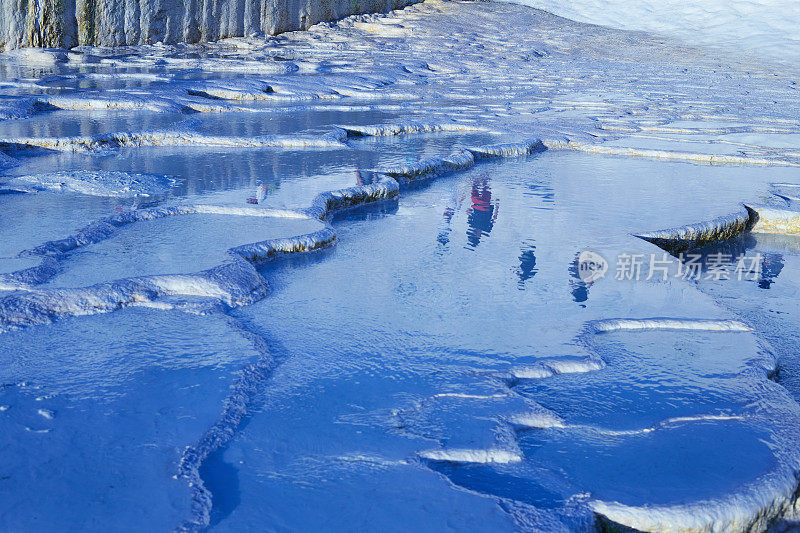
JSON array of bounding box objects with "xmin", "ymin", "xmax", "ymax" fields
[
  {"xmin": 247, "ymin": 181, "xmax": 268, "ymax": 204},
  {"xmin": 517, "ymin": 243, "xmax": 537, "ymax": 287},
  {"xmin": 568, "ymin": 253, "xmax": 590, "ymax": 304},
  {"xmin": 436, "ymin": 174, "xmax": 499, "ymax": 250},
  {"xmin": 437, "ymin": 206, "xmax": 455, "ymax": 246},
  {"xmin": 466, "ymin": 175, "xmax": 498, "ymax": 248}
]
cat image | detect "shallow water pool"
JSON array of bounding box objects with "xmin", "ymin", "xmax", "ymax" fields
[{"xmin": 206, "ymin": 151, "xmax": 800, "ymax": 530}]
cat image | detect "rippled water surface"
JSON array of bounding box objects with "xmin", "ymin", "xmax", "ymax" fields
[
  {"xmin": 217, "ymin": 152, "xmax": 800, "ymax": 530},
  {"xmin": 2, "ymin": 0, "xmax": 800, "ymax": 531}
]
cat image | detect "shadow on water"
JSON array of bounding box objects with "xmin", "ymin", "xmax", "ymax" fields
[
  {"xmin": 194, "ymin": 317, "xmax": 299, "ymax": 527},
  {"xmin": 328, "ymin": 197, "xmax": 400, "ymax": 223},
  {"xmin": 670, "ymin": 234, "xmax": 800, "ymax": 403},
  {"xmin": 680, "ymin": 234, "xmax": 785, "ymax": 290},
  {"xmin": 428, "ymin": 462, "xmax": 564, "ymax": 509},
  {"xmin": 200, "ymin": 449, "xmax": 242, "ymax": 527}
]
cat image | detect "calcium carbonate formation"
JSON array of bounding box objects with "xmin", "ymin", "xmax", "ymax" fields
[
  {"xmin": 2, "ymin": 1, "xmax": 800, "ymax": 530},
  {"xmin": 0, "ymin": 124, "xmax": 555, "ymax": 529},
  {"xmin": 0, "ymin": 131, "xmax": 545, "ymax": 332},
  {"xmin": 635, "ymin": 205, "xmax": 800, "ymax": 254},
  {"xmin": 0, "ymin": 0, "xmax": 420, "ymax": 50}
]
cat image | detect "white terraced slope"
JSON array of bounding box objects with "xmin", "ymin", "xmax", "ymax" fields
[
  {"xmin": 0, "ymin": 0, "xmax": 420, "ymax": 49},
  {"xmin": 505, "ymin": 0, "xmax": 800, "ymax": 66}
]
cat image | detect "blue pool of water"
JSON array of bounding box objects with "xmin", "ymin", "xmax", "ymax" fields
[
  {"xmin": 2, "ymin": 136, "xmax": 800, "ymax": 530},
  {"xmin": 213, "ymin": 152, "xmax": 800, "ymax": 530}
]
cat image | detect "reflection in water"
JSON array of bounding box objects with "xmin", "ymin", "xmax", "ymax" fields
[
  {"xmin": 759, "ymin": 253, "xmax": 785, "ymax": 289},
  {"xmin": 568, "ymin": 253, "xmax": 589, "ymax": 304},
  {"xmin": 428, "ymin": 462, "xmax": 564, "ymax": 508},
  {"xmin": 466, "ymin": 175, "xmax": 498, "ymax": 249},
  {"xmin": 523, "ymin": 181, "xmax": 555, "ymax": 208},
  {"xmin": 354, "ymin": 168, "xmax": 384, "ymax": 187},
  {"xmin": 437, "ymin": 206, "xmax": 455, "ymax": 247},
  {"xmin": 434, "ymin": 176, "xmax": 538, "ymax": 290},
  {"xmin": 435, "ymin": 174, "xmax": 500, "ymax": 252},
  {"xmin": 681, "ymin": 235, "xmax": 785, "ymax": 289},
  {"xmin": 687, "ymin": 235, "xmax": 755, "ymax": 263},
  {"xmin": 517, "ymin": 241, "xmax": 538, "ymax": 288},
  {"xmin": 12, "ymin": 147, "xmax": 357, "ymax": 200}
]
